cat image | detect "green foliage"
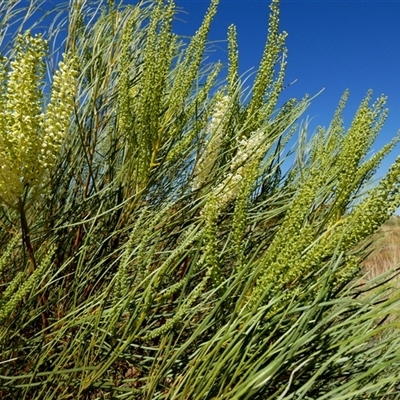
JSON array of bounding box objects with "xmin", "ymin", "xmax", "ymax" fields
[{"xmin": 1, "ymin": 0, "xmax": 400, "ymax": 398}]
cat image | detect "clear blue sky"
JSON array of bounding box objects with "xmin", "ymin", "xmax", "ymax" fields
[{"xmin": 172, "ymin": 0, "xmax": 400, "ymax": 177}]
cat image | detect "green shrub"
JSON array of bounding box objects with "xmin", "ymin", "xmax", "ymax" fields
[{"xmin": 1, "ymin": 0, "xmax": 400, "ymax": 398}]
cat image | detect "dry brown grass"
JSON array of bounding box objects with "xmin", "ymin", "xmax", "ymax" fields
[
  {"xmin": 359, "ymin": 216, "xmax": 400, "ymax": 344},
  {"xmin": 363, "ymin": 215, "xmax": 400, "ymax": 281}
]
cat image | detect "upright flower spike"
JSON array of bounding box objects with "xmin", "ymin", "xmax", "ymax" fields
[
  {"xmin": 192, "ymin": 93, "xmax": 230, "ymax": 191},
  {"xmin": 0, "ymin": 58, "xmax": 7, "ymax": 146},
  {"xmin": 227, "ymin": 24, "xmax": 239, "ymax": 99},
  {"xmin": 245, "ymin": 0, "xmax": 287, "ymax": 133},
  {"xmin": 0, "ymin": 32, "xmax": 77, "ymax": 208},
  {"xmin": 40, "ymin": 55, "xmax": 77, "ymax": 170},
  {"xmin": 169, "ymin": 0, "xmax": 219, "ymax": 110},
  {"xmin": 0, "ymin": 33, "xmax": 46, "ymax": 203}
]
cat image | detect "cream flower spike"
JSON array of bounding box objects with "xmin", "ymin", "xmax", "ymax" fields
[
  {"xmin": 0, "ymin": 32, "xmax": 77, "ymax": 208},
  {"xmin": 192, "ymin": 93, "xmax": 230, "ymax": 191}
]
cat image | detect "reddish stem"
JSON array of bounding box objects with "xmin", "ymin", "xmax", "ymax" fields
[{"xmin": 18, "ymin": 198, "xmax": 48, "ymax": 330}]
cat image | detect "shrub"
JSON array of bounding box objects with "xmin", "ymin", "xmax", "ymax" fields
[{"xmin": 1, "ymin": 0, "xmax": 400, "ymax": 398}]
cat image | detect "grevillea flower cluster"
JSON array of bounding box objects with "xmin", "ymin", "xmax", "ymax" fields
[
  {"xmin": 0, "ymin": 32, "xmax": 77, "ymax": 208},
  {"xmin": 192, "ymin": 93, "xmax": 230, "ymax": 191},
  {"xmin": 212, "ymin": 129, "xmax": 267, "ymax": 209}
]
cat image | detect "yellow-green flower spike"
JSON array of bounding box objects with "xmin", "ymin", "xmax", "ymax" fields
[{"xmin": 0, "ymin": 32, "xmax": 77, "ymax": 207}]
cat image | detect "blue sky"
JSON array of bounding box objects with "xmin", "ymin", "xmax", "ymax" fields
[{"xmin": 172, "ymin": 0, "xmax": 400, "ymax": 177}]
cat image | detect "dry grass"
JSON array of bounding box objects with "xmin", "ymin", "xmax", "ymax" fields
[
  {"xmin": 360, "ymin": 216, "xmax": 400, "ymax": 345},
  {"xmin": 363, "ymin": 215, "xmax": 400, "ymax": 281}
]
